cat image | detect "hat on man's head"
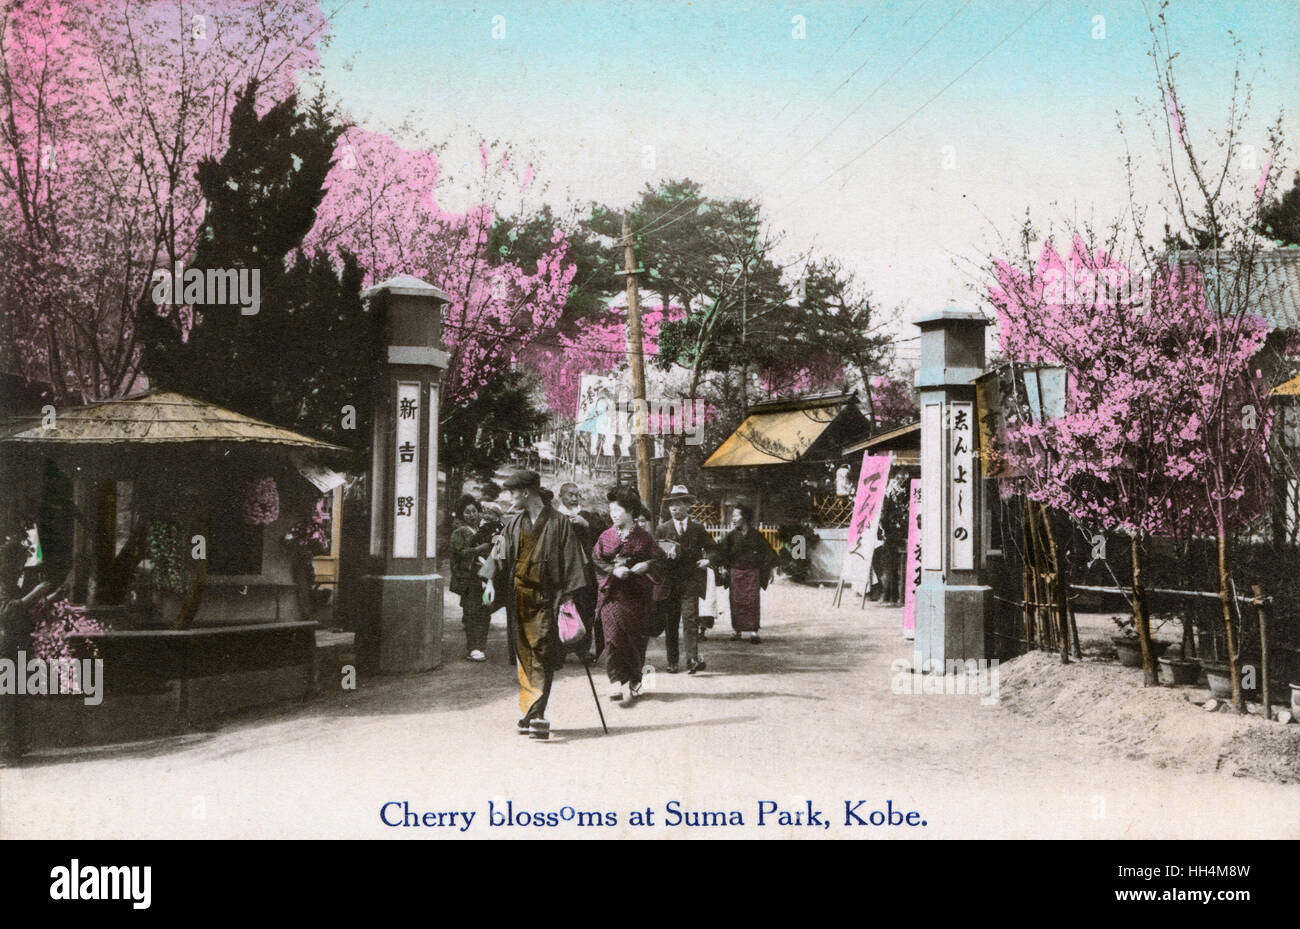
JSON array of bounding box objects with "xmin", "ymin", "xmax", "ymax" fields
[
  {"xmin": 500, "ymin": 468, "xmax": 542, "ymax": 490},
  {"xmin": 663, "ymin": 484, "xmax": 695, "ymax": 503}
]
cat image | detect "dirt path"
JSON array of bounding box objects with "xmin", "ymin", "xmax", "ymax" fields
[{"xmin": 3, "ymin": 581, "xmax": 1297, "ymax": 839}]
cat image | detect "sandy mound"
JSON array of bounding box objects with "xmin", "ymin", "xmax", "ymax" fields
[{"xmin": 998, "ymin": 652, "xmax": 1300, "ymax": 785}]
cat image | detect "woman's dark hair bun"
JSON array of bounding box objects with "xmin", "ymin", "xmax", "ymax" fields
[{"xmin": 606, "ymin": 484, "xmax": 643, "ymax": 514}]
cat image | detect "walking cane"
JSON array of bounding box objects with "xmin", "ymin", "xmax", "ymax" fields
[{"xmin": 581, "ymin": 656, "xmax": 609, "ymax": 734}]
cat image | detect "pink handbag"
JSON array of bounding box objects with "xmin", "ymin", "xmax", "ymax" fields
[{"xmin": 557, "ymin": 596, "xmax": 587, "ymax": 647}]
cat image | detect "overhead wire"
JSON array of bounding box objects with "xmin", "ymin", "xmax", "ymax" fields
[{"xmin": 814, "ymin": 0, "xmax": 1052, "ymax": 195}]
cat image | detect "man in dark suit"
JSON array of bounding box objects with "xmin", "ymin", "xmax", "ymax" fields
[{"xmin": 654, "ymin": 485, "xmax": 717, "ymax": 674}]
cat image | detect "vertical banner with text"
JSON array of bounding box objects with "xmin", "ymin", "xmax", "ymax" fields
[
  {"xmin": 903, "ymin": 479, "xmax": 921, "ymax": 639},
  {"xmin": 847, "ymin": 453, "xmax": 893, "ymax": 550},
  {"xmin": 841, "ymin": 453, "xmax": 893, "ymax": 591}
]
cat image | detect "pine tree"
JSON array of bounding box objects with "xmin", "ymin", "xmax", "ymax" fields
[{"xmin": 140, "ymin": 83, "xmax": 377, "ymax": 448}]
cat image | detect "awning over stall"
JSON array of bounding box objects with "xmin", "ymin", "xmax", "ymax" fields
[
  {"xmin": 842, "ymin": 420, "xmax": 920, "ymax": 466},
  {"xmin": 702, "ymin": 392, "xmax": 869, "ymax": 469}
]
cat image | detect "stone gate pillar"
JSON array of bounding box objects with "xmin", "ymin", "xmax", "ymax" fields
[
  {"xmin": 357, "ymin": 275, "xmax": 450, "ymax": 673},
  {"xmin": 913, "ymin": 307, "xmax": 992, "ymax": 669}
]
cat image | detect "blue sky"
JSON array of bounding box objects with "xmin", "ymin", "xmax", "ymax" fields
[{"xmin": 316, "ymin": 0, "xmax": 1300, "ymax": 352}]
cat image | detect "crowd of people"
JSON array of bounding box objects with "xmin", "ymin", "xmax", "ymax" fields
[{"xmin": 448, "ymin": 468, "xmax": 778, "ymax": 739}]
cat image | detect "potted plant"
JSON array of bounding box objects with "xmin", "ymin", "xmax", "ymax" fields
[
  {"xmin": 1156, "ymin": 608, "xmax": 1201, "ymax": 685},
  {"xmin": 1111, "ymin": 616, "xmax": 1169, "ymax": 667},
  {"xmin": 1157, "ymin": 653, "xmax": 1201, "ymax": 685},
  {"xmin": 775, "ymin": 523, "xmax": 820, "ymax": 584},
  {"xmin": 1201, "ymin": 661, "xmax": 1233, "ymax": 698}
]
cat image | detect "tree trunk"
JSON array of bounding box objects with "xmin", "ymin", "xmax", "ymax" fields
[
  {"xmin": 1017, "ymin": 502, "xmax": 1036, "ymax": 646},
  {"xmin": 1038, "ymin": 504, "xmax": 1071, "ymax": 664},
  {"xmin": 855, "ymin": 364, "xmax": 878, "ymax": 429},
  {"xmin": 1130, "ymin": 532, "xmax": 1157, "ymax": 687},
  {"xmin": 1024, "ymin": 504, "xmax": 1055, "ymax": 649},
  {"xmin": 1216, "ymin": 529, "xmax": 1244, "ymax": 712},
  {"xmin": 660, "ymin": 350, "xmax": 708, "ymax": 501},
  {"xmin": 174, "ymin": 507, "xmax": 211, "ymax": 630}
]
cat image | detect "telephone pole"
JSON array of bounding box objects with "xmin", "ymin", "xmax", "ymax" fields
[{"xmin": 621, "ymin": 213, "xmax": 654, "ymax": 507}]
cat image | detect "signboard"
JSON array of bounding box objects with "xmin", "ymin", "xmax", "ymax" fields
[
  {"xmin": 921, "ymin": 401, "xmax": 942, "ymax": 570},
  {"xmin": 902, "ymin": 479, "xmax": 921, "ymax": 639},
  {"xmin": 975, "ymin": 368, "xmax": 1014, "ymax": 478},
  {"xmin": 949, "ymin": 400, "xmax": 974, "ymax": 570},
  {"xmin": 1020, "ymin": 366, "xmax": 1070, "ymax": 424},
  {"xmin": 576, "ymin": 374, "xmax": 616, "ymax": 433},
  {"xmin": 393, "ymin": 381, "xmax": 420, "ymax": 558}
]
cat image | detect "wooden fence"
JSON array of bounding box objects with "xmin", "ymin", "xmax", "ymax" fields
[{"xmin": 703, "ymin": 523, "xmax": 782, "ymax": 551}]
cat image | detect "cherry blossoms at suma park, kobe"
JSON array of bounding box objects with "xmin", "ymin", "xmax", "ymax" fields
[{"xmin": 0, "ymin": 0, "xmax": 1299, "ymax": 903}]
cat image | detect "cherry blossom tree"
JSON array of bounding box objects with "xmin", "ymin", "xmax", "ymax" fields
[
  {"xmin": 0, "ymin": 0, "xmax": 328, "ymax": 401},
  {"xmin": 303, "ymin": 128, "xmax": 576, "ymax": 416},
  {"xmin": 989, "ymin": 235, "xmax": 1272, "ymax": 685},
  {"xmin": 984, "ymin": 5, "xmax": 1286, "ymax": 703}
]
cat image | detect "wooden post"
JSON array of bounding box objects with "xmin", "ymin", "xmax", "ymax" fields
[
  {"xmin": 621, "ymin": 214, "xmax": 653, "ymax": 508},
  {"xmin": 1254, "ymin": 584, "xmax": 1270, "ymax": 721}
]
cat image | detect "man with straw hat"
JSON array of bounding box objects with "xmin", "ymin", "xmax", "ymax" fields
[
  {"xmin": 653, "ymin": 485, "xmax": 718, "ymax": 674},
  {"xmin": 480, "ymin": 468, "xmax": 592, "ymax": 739}
]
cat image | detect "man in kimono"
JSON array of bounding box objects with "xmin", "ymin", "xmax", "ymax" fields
[
  {"xmin": 480, "ymin": 469, "xmax": 592, "ymax": 739},
  {"xmin": 653, "ymin": 485, "xmax": 717, "ymax": 674}
]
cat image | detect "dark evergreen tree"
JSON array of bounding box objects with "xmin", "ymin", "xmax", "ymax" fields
[
  {"xmin": 140, "ymin": 83, "xmax": 378, "ymax": 449},
  {"xmin": 1259, "ymin": 171, "xmax": 1300, "ymax": 247},
  {"xmin": 440, "ymin": 367, "xmax": 549, "ymax": 478}
]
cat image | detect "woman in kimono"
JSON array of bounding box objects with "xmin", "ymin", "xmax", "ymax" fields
[
  {"xmin": 718, "ymin": 502, "xmax": 778, "ymax": 643},
  {"xmin": 591, "ymin": 486, "xmax": 662, "ymax": 703},
  {"xmin": 449, "ymin": 495, "xmax": 493, "ymax": 661}
]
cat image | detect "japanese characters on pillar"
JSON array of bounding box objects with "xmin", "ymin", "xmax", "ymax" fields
[
  {"xmin": 949, "ymin": 400, "xmax": 975, "ymax": 570},
  {"xmin": 393, "ymin": 382, "xmax": 420, "ymax": 558}
]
